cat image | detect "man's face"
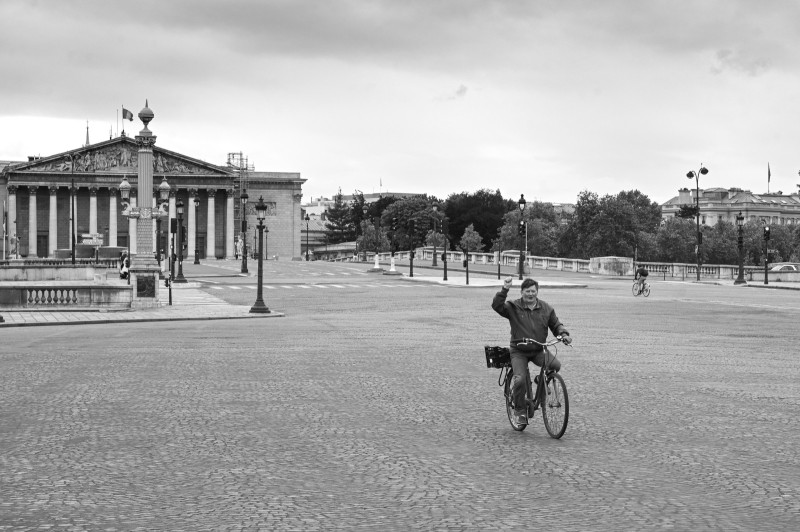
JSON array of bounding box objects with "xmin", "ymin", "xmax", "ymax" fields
[{"xmin": 521, "ymin": 285, "xmax": 538, "ymax": 305}]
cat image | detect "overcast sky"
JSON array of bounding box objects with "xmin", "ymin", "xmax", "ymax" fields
[{"xmin": 2, "ymin": 0, "xmax": 799, "ymax": 205}]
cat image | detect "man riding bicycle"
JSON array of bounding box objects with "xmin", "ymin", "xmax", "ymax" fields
[
  {"xmin": 492, "ymin": 277, "xmax": 571, "ymax": 426},
  {"xmin": 635, "ymin": 264, "xmax": 649, "ymax": 292}
]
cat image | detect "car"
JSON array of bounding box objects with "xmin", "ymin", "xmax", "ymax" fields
[{"xmin": 769, "ymin": 264, "xmax": 800, "ymax": 272}]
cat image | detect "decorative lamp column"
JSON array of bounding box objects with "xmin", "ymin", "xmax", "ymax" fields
[
  {"xmin": 250, "ymin": 196, "xmax": 271, "ymax": 314},
  {"xmin": 518, "ymin": 194, "xmax": 526, "ymax": 280},
  {"xmin": 362, "ymin": 205, "xmax": 368, "ymax": 262},
  {"xmin": 432, "ymin": 202, "xmax": 439, "ymax": 267},
  {"xmin": 71, "ymin": 180, "xmax": 77, "ymax": 264},
  {"xmin": 154, "ymin": 177, "xmax": 170, "ymax": 278},
  {"xmin": 194, "ymin": 196, "xmax": 201, "ymax": 264},
  {"xmin": 734, "ymin": 211, "xmax": 746, "ymax": 285},
  {"xmin": 442, "ymin": 217, "xmax": 449, "ymax": 282},
  {"xmin": 241, "ymin": 191, "xmax": 249, "ymax": 273},
  {"xmin": 123, "ymin": 100, "xmax": 170, "ymax": 307},
  {"xmin": 686, "ymin": 165, "xmax": 709, "ymax": 281},
  {"xmin": 305, "ymin": 213, "xmax": 310, "ymax": 261},
  {"xmin": 175, "ymin": 200, "xmax": 187, "ymax": 283}
]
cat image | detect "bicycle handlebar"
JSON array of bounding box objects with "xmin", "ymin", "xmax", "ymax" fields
[{"xmin": 513, "ymin": 336, "xmax": 572, "ymax": 348}]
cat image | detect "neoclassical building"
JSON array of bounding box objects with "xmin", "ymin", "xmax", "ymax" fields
[
  {"xmin": 1, "ymin": 130, "xmax": 305, "ymax": 261},
  {"xmin": 662, "ymin": 187, "xmax": 800, "ymax": 226}
]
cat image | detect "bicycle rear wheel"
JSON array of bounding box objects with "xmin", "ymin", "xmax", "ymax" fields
[
  {"xmin": 643, "ymin": 284, "xmax": 650, "ymax": 297},
  {"xmin": 504, "ymin": 371, "xmax": 527, "ymax": 432},
  {"xmin": 631, "ymin": 282, "xmax": 640, "ymax": 296},
  {"xmin": 542, "ymin": 373, "xmax": 569, "ymax": 439}
]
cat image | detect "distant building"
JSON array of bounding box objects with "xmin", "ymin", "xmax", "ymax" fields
[
  {"xmin": 302, "ymin": 192, "xmax": 422, "ymax": 219},
  {"xmin": 1, "ymin": 130, "xmax": 305, "ymax": 260},
  {"xmin": 661, "ymin": 187, "xmax": 800, "ymax": 226}
]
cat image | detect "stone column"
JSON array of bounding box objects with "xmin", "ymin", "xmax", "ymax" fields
[
  {"xmin": 206, "ymin": 189, "xmax": 216, "ymax": 259},
  {"xmin": 48, "ymin": 186, "xmax": 58, "ymax": 257},
  {"xmin": 89, "ymin": 187, "xmax": 98, "ymax": 235},
  {"xmin": 226, "ymin": 188, "xmax": 235, "ymax": 259},
  {"xmin": 7, "ymin": 185, "xmax": 17, "ymax": 258},
  {"xmin": 129, "ymin": 191, "xmax": 137, "ymax": 254},
  {"xmin": 188, "ymin": 188, "xmax": 197, "ymax": 258},
  {"xmin": 129, "ymin": 101, "xmax": 161, "ymax": 308},
  {"xmin": 108, "ymin": 187, "xmax": 118, "ymax": 247},
  {"xmin": 28, "ymin": 187, "xmax": 37, "ymax": 258}
]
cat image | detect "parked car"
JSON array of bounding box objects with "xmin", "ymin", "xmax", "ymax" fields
[{"xmin": 769, "ymin": 263, "xmax": 800, "ymax": 272}]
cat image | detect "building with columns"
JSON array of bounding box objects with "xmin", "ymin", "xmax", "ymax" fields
[
  {"xmin": 1, "ymin": 133, "xmax": 305, "ymax": 261},
  {"xmin": 662, "ymin": 187, "xmax": 800, "ymax": 227}
]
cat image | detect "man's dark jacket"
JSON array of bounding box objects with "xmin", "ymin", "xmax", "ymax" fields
[{"xmin": 492, "ymin": 287, "xmax": 568, "ymax": 350}]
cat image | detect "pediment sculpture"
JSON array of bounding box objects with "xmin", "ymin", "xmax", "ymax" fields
[{"xmin": 23, "ymin": 145, "xmax": 218, "ymax": 175}]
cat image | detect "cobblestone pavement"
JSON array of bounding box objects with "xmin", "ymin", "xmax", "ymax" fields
[{"xmin": 1, "ymin": 260, "xmax": 799, "ymax": 530}]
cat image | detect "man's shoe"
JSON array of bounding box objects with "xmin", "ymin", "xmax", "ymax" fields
[{"xmin": 514, "ymin": 409, "xmax": 528, "ymax": 426}]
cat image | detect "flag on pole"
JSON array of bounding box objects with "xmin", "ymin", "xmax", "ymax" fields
[{"xmin": 122, "ymin": 107, "xmax": 134, "ymax": 121}]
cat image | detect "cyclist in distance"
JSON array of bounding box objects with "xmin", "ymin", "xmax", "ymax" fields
[
  {"xmin": 635, "ymin": 264, "xmax": 649, "ymax": 292},
  {"xmin": 492, "ymin": 277, "xmax": 571, "ymax": 426}
]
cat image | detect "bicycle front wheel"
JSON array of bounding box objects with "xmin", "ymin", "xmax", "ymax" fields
[
  {"xmin": 542, "ymin": 373, "xmax": 569, "ymax": 439},
  {"xmin": 631, "ymin": 282, "xmax": 640, "ymax": 296},
  {"xmin": 504, "ymin": 371, "xmax": 527, "ymax": 432},
  {"xmin": 643, "ymin": 284, "xmax": 650, "ymax": 297}
]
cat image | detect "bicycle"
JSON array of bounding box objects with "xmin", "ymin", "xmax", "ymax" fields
[
  {"xmin": 632, "ymin": 280, "xmax": 650, "ymax": 297},
  {"xmin": 484, "ymin": 337, "xmax": 570, "ymax": 438}
]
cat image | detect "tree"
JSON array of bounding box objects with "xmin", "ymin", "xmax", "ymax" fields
[
  {"xmin": 444, "ymin": 189, "xmax": 513, "ymax": 251},
  {"xmin": 324, "ymin": 189, "xmax": 355, "ymax": 244},
  {"xmin": 459, "ymin": 223, "xmax": 484, "ymax": 254}
]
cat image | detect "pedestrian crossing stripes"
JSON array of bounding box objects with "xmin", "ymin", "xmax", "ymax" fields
[{"xmin": 202, "ymin": 282, "xmax": 426, "ymax": 291}]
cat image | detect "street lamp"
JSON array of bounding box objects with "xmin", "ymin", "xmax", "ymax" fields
[
  {"xmin": 734, "ymin": 211, "xmax": 746, "ymax": 285},
  {"xmin": 155, "ymin": 176, "xmax": 170, "ymax": 278},
  {"xmin": 432, "ymin": 202, "xmax": 439, "ymax": 267},
  {"xmin": 241, "ymin": 191, "xmax": 249, "ymax": 274},
  {"xmin": 362, "ymin": 205, "xmax": 369, "ymax": 262},
  {"xmin": 686, "ymin": 165, "xmax": 708, "ymax": 281},
  {"xmin": 119, "ymin": 174, "xmax": 169, "ymax": 286},
  {"xmin": 305, "ymin": 213, "xmax": 310, "ymax": 261},
  {"xmin": 174, "ymin": 200, "xmax": 187, "ymax": 283},
  {"xmin": 442, "ymin": 217, "xmax": 449, "ymax": 281},
  {"xmin": 497, "ymin": 227, "xmax": 502, "ymax": 280},
  {"xmin": 518, "ymin": 194, "xmax": 526, "ymax": 280},
  {"xmin": 250, "ymin": 196, "xmax": 271, "ymax": 314},
  {"xmin": 193, "ymin": 196, "xmax": 200, "ymax": 264},
  {"xmin": 119, "ymin": 176, "xmax": 132, "ymax": 285},
  {"xmin": 70, "ymin": 178, "xmax": 77, "ymax": 265}
]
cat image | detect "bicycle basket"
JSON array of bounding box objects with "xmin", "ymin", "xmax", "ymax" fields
[{"xmin": 484, "ymin": 346, "xmax": 511, "ymax": 368}]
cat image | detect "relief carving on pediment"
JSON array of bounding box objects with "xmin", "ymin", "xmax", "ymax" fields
[{"xmin": 28, "ymin": 145, "xmax": 216, "ymax": 175}]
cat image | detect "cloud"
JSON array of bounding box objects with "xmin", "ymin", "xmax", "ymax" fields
[
  {"xmin": 711, "ymin": 49, "xmax": 771, "ymax": 77},
  {"xmin": 436, "ymin": 84, "xmax": 468, "ymax": 102}
]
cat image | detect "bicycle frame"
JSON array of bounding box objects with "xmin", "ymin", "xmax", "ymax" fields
[{"xmin": 493, "ymin": 336, "xmax": 570, "ymax": 438}]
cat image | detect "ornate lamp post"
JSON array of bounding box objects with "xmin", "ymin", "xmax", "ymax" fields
[
  {"xmin": 304, "ymin": 213, "xmax": 310, "ymax": 261},
  {"xmin": 497, "ymin": 227, "xmax": 502, "ymax": 280},
  {"xmin": 250, "ymin": 196, "xmax": 271, "ymax": 314},
  {"xmin": 155, "ymin": 176, "xmax": 170, "ymax": 278},
  {"xmin": 431, "ymin": 202, "xmax": 439, "ymax": 267},
  {"xmin": 686, "ymin": 165, "xmax": 709, "ymax": 281},
  {"xmin": 442, "ymin": 217, "xmax": 449, "ymax": 281},
  {"xmin": 734, "ymin": 211, "xmax": 746, "ymax": 285},
  {"xmin": 174, "ymin": 200, "xmax": 187, "ymax": 283},
  {"xmin": 119, "ymin": 176, "xmax": 132, "ymax": 285},
  {"xmin": 518, "ymin": 194, "xmax": 526, "ymax": 280},
  {"xmin": 119, "ymin": 173, "xmax": 169, "ymax": 286},
  {"xmin": 193, "ymin": 196, "xmax": 200, "ymax": 264},
  {"xmin": 240, "ymin": 191, "xmax": 249, "ymax": 274},
  {"xmin": 362, "ymin": 205, "xmax": 369, "ymax": 262}
]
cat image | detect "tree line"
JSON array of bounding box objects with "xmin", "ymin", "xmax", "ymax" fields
[{"xmin": 320, "ymin": 188, "xmax": 800, "ymax": 265}]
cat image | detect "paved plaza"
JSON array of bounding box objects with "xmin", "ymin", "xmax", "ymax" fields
[{"xmin": 1, "ymin": 260, "xmax": 799, "ymax": 530}]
